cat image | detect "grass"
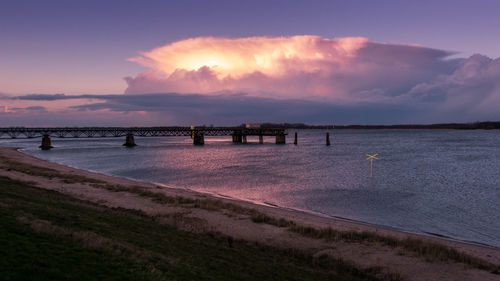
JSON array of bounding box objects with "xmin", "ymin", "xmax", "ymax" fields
[
  {"xmin": 249, "ymin": 211, "xmax": 499, "ymax": 273},
  {"xmin": 0, "ymin": 176, "xmax": 398, "ymax": 281},
  {"xmin": 81, "ymin": 183, "xmax": 500, "ymax": 274},
  {"xmin": 286, "ymin": 225, "xmax": 499, "ymax": 273},
  {"xmin": 0, "ymin": 158, "xmax": 104, "ymax": 184},
  {"xmin": 2, "ymin": 156, "xmax": 498, "ymax": 274}
]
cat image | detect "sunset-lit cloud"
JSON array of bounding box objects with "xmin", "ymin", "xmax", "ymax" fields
[
  {"xmin": 129, "ymin": 36, "xmax": 367, "ymax": 78},
  {"xmin": 125, "ymin": 36, "xmax": 456, "ymax": 102},
  {"xmin": 3, "ymin": 36, "xmax": 500, "ymax": 126}
]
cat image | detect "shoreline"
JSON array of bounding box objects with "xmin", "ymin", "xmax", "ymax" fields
[
  {"xmin": 8, "ymin": 146, "xmax": 500, "ymax": 250},
  {"xmin": 1, "ymin": 146, "xmax": 499, "ymax": 280},
  {"xmin": 17, "ymin": 147, "xmax": 500, "ymax": 250},
  {"xmin": 8, "ymin": 146, "xmax": 500, "ymax": 249}
]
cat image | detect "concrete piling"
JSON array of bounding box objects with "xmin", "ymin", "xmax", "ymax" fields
[
  {"xmin": 232, "ymin": 134, "xmax": 242, "ymax": 143},
  {"xmin": 193, "ymin": 134, "xmax": 204, "ymax": 145},
  {"xmin": 39, "ymin": 134, "xmax": 53, "ymax": 150},
  {"xmin": 276, "ymin": 133, "xmax": 286, "ymax": 144},
  {"xmin": 123, "ymin": 133, "xmax": 137, "ymax": 147}
]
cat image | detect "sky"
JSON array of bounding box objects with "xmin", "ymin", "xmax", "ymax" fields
[{"xmin": 1, "ymin": 0, "xmax": 500, "ymax": 126}]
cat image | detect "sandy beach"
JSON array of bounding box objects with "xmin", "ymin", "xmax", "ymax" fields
[{"xmin": 0, "ymin": 146, "xmax": 498, "ymax": 281}]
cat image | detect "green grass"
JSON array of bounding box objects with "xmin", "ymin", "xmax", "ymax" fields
[{"xmin": 0, "ymin": 176, "xmax": 396, "ymax": 281}]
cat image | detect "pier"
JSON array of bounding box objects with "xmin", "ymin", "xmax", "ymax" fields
[{"xmin": 0, "ymin": 127, "xmax": 288, "ymax": 149}]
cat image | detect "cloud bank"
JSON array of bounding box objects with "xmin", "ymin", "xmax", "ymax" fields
[
  {"xmin": 3, "ymin": 36, "xmax": 500, "ymax": 126},
  {"xmin": 125, "ymin": 36, "xmax": 459, "ymax": 102},
  {"xmin": 120, "ymin": 36, "xmax": 500, "ymax": 123},
  {"xmin": 9, "ymin": 93, "xmax": 425, "ymax": 126}
]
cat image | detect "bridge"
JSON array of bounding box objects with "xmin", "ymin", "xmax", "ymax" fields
[{"xmin": 0, "ymin": 127, "xmax": 288, "ymax": 149}]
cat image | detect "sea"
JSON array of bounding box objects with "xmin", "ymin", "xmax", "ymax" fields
[{"xmin": 1, "ymin": 129, "xmax": 499, "ymax": 247}]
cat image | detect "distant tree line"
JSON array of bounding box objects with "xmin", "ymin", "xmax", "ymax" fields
[{"xmin": 245, "ymin": 121, "xmax": 500, "ymax": 130}]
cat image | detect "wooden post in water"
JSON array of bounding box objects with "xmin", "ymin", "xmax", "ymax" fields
[
  {"xmin": 259, "ymin": 135, "xmax": 263, "ymax": 144},
  {"xmin": 294, "ymin": 132, "xmax": 298, "ymax": 145},
  {"xmin": 326, "ymin": 132, "xmax": 330, "ymax": 146}
]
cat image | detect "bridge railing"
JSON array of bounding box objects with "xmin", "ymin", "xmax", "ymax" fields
[{"xmin": 0, "ymin": 127, "xmax": 287, "ymax": 139}]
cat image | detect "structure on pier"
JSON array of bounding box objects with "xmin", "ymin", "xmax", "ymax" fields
[{"xmin": 0, "ymin": 127, "xmax": 288, "ymax": 149}]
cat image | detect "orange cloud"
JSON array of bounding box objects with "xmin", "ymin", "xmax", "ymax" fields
[
  {"xmin": 125, "ymin": 36, "xmax": 453, "ymax": 102},
  {"xmin": 129, "ymin": 36, "xmax": 368, "ymax": 79}
]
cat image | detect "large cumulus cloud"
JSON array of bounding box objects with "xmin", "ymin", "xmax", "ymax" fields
[
  {"xmin": 404, "ymin": 54, "xmax": 500, "ymax": 120},
  {"xmin": 125, "ymin": 36, "xmax": 459, "ymax": 102},
  {"xmin": 122, "ymin": 36, "xmax": 500, "ymax": 122},
  {"xmin": 3, "ymin": 36, "xmax": 500, "ymax": 126}
]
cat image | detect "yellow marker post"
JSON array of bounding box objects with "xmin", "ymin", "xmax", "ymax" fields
[
  {"xmin": 366, "ymin": 153, "xmax": 378, "ymax": 178},
  {"xmin": 190, "ymin": 126, "xmax": 195, "ymax": 139}
]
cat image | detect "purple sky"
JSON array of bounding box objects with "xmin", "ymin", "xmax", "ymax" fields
[{"xmin": 1, "ymin": 0, "xmax": 500, "ymax": 126}]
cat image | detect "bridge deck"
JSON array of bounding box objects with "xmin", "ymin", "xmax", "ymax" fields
[{"xmin": 0, "ymin": 127, "xmax": 287, "ymax": 139}]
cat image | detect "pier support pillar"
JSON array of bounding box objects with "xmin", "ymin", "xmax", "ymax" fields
[
  {"xmin": 242, "ymin": 135, "xmax": 247, "ymax": 144},
  {"xmin": 123, "ymin": 133, "xmax": 137, "ymax": 147},
  {"xmin": 232, "ymin": 134, "xmax": 242, "ymax": 143},
  {"xmin": 276, "ymin": 134, "xmax": 286, "ymax": 144},
  {"xmin": 193, "ymin": 134, "xmax": 204, "ymax": 145},
  {"xmin": 39, "ymin": 134, "xmax": 53, "ymax": 150},
  {"xmin": 326, "ymin": 132, "xmax": 331, "ymax": 146},
  {"xmin": 294, "ymin": 132, "xmax": 298, "ymax": 145},
  {"xmin": 259, "ymin": 135, "xmax": 263, "ymax": 144}
]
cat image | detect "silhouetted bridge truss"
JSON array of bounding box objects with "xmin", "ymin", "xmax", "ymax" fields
[{"xmin": 0, "ymin": 127, "xmax": 288, "ymax": 149}]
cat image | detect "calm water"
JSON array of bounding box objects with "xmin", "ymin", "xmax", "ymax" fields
[{"xmin": 2, "ymin": 129, "xmax": 499, "ymax": 247}]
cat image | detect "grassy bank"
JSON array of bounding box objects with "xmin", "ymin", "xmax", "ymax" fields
[
  {"xmin": 2, "ymin": 157, "xmax": 498, "ymax": 275},
  {"xmin": 0, "ymin": 176, "xmax": 398, "ymax": 281},
  {"xmin": 90, "ymin": 182, "xmax": 499, "ymax": 273}
]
